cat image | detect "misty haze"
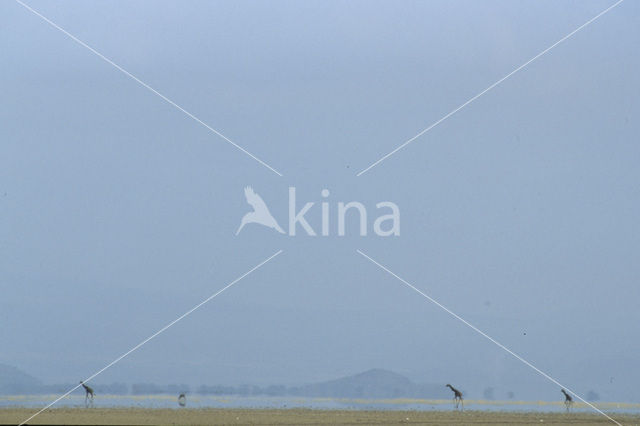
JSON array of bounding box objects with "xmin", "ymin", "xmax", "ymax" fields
[{"xmin": 1, "ymin": 1, "xmax": 639, "ymax": 425}]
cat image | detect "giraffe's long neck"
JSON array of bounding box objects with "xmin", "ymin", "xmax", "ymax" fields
[{"xmin": 447, "ymin": 385, "xmax": 461, "ymax": 396}]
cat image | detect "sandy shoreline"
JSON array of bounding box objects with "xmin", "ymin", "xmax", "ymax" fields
[{"xmin": 2, "ymin": 407, "xmax": 639, "ymax": 425}]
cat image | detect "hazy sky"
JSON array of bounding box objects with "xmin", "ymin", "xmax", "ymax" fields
[{"xmin": 1, "ymin": 0, "xmax": 639, "ymax": 402}]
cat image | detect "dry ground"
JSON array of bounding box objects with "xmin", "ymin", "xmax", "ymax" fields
[{"xmin": 2, "ymin": 408, "xmax": 640, "ymax": 425}]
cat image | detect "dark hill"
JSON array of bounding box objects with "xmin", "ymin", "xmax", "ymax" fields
[{"xmin": 293, "ymin": 368, "xmax": 446, "ymax": 398}]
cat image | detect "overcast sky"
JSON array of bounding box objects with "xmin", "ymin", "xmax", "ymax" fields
[{"xmin": 1, "ymin": 0, "xmax": 639, "ymax": 402}]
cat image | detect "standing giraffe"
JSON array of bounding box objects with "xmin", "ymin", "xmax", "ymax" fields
[
  {"xmin": 561, "ymin": 389, "xmax": 573, "ymax": 411},
  {"xmin": 446, "ymin": 384, "xmax": 463, "ymax": 410},
  {"xmin": 80, "ymin": 381, "xmax": 94, "ymax": 407}
]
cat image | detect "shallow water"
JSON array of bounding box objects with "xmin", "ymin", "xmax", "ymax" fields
[{"xmin": 2, "ymin": 394, "xmax": 639, "ymax": 414}]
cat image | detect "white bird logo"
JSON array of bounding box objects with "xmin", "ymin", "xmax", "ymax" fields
[{"xmin": 236, "ymin": 186, "xmax": 285, "ymax": 235}]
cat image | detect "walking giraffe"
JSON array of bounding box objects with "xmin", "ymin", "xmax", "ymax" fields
[
  {"xmin": 80, "ymin": 381, "xmax": 94, "ymax": 407},
  {"xmin": 561, "ymin": 389, "xmax": 573, "ymax": 411},
  {"xmin": 446, "ymin": 384, "xmax": 463, "ymax": 410}
]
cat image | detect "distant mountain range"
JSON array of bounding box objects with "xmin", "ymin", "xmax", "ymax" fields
[
  {"xmin": 0, "ymin": 364, "xmax": 448, "ymax": 398},
  {"xmin": 0, "ymin": 364, "xmax": 42, "ymax": 394},
  {"xmin": 290, "ymin": 369, "xmax": 448, "ymax": 398}
]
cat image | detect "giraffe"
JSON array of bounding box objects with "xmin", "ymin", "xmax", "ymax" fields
[
  {"xmin": 561, "ymin": 389, "xmax": 573, "ymax": 411},
  {"xmin": 80, "ymin": 381, "xmax": 94, "ymax": 407},
  {"xmin": 446, "ymin": 384, "xmax": 463, "ymax": 410}
]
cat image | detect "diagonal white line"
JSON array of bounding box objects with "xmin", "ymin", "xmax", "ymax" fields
[
  {"xmin": 357, "ymin": 0, "xmax": 624, "ymax": 177},
  {"xmin": 356, "ymin": 249, "xmax": 622, "ymax": 425},
  {"xmin": 18, "ymin": 249, "xmax": 283, "ymax": 426},
  {"xmin": 14, "ymin": 0, "xmax": 283, "ymax": 177}
]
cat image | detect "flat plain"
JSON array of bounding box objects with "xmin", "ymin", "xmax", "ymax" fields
[{"xmin": 3, "ymin": 408, "xmax": 640, "ymax": 425}]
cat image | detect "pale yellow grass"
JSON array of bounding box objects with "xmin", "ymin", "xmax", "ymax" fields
[{"xmin": 2, "ymin": 408, "xmax": 640, "ymax": 425}]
